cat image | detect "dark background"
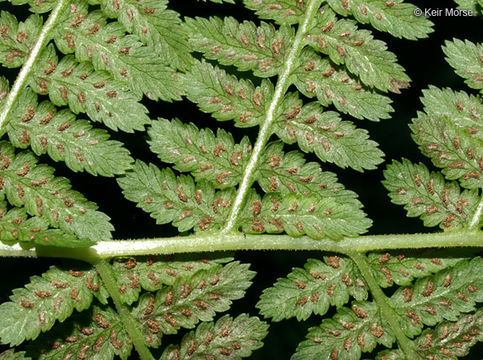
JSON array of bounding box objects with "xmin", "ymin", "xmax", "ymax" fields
[{"xmin": 0, "ymin": 0, "xmax": 481, "ymax": 358}]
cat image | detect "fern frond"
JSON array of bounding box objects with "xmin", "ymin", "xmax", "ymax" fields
[
  {"xmin": 183, "ymin": 61, "xmax": 272, "ymax": 128},
  {"xmin": 240, "ymin": 191, "xmax": 371, "ymax": 239},
  {"xmin": 28, "ymin": 305, "xmax": 132, "ymax": 360},
  {"xmin": 53, "ymin": 1, "xmax": 182, "ymax": 101},
  {"xmin": 6, "ymin": 0, "xmax": 56, "ymax": 13},
  {"xmin": 307, "ymin": 7, "xmax": 410, "ymax": 93},
  {"xmin": 257, "ymin": 256, "xmax": 367, "ymax": 321},
  {"xmin": 160, "ymin": 314, "xmax": 268, "ymax": 360},
  {"xmin": 148, "ymin": 118, "xmax": 251, "ymax": 188},
  {"xmin": 292, "ymin": 48, "xmax": 394, "ymax": 121},
  {"xmin": 132, "ymin": 261, "xmax": 255, "ymax": 347},
  {"xmin": 185, "ymin": 16, "xmax": 293, "ymax": 77},
  {"xmin": 367, "ymin": 250, "xmax": 468, "ymax": 288},
  {"xmin": 6, "ymin": 88, "xmax": 133, "ymax": 176},
  {"xmin": 110, "ymin": 254, "xmax": 233, "ymax": 305},
  {"xmin": 443, "ymin": 39, "xmax": 483, "ymax": 92},
  {"xmin": 0, "ymin": 141, "xmax": 113, "ymax": 241},
  {"xmin": 0, "ymin": 200, "xmax": 92, "ymax": 247},
  {"xmin": 0, "ymin": 265, "xmax": 108, "ymax": 346},
  {"xmin": 412, "ymin": 87, "xmax": 483, "ymax": 189},
  {"xmin": 0, "ymin": 11, "xmax": 41, "ymax": 68},
  {"xmin": 378, "ymin": 309, "xmax": 483, "ymax": 359},
  {"xmin": 31, "ymin": 45, "xmax": 150, "ymax": 133},
  {"xmin": 0, "ymin": 349, "xmax": 29, "ymax": 359},
  {"xmin": 389, "ymin": 257, "xmax": 482, "ymax": 337},
  {"xmin": 90, "ymin": 0, "xmax": 192, "ymax": 71},
  {"xmin": 243, "ymin": 0, "xmax": 305, "ymax": 25},
  {"xmin": 273, "ymin": 93, "xmax": 384, "ymax": 170},
  {"xmin": 383, "ymin": 159, "xmax": 479, "ymax": 229},
  {"xmin": 325, "ymin": 0, "xmax": 433, "ymax": 40},
  {"xmin": 117, "ymin": 161, "xmax": 235, "ymax": 232},
  {"xmin": 293, "ymin": 301, "xmax": 394, "ymax": 360}
]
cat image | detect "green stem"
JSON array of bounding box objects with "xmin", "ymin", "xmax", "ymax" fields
[
  {"xmin": 1, "ymin": 231, "xmax": 481, "ymax": 261},
  {"xmin": 0, "ymin": 0, "xmax": 70, "ymax": 135},
  {"xmin": 95, "ymin": 260, "xmax": 155, "ymax": 360},
  {"xmin": 222, "ymin": 0, "xmax": 322, "ymax": 233},
  {"xmin": 469, "ymin": 196, "xmax": 483, "ymax": 230},
  {"xmin": 350, "ymin": 252, "xmax": 418, "ymax": 359}
]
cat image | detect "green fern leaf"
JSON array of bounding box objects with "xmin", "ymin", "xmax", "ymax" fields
[
  {"xmin": 454, "ymin": 0, "xmax": 483, "ymax": 12},
  {"xmin": 0, "ymin": 265, "xmax": 108, "ymax": 346},
  {"xmin": 443, "ymin": 39, "xmax": 483, "ymax": 92},
  {"xmin": 293, "ymin": 301, "xmax": 394, "ymax": 360},
  {"xmin": 185, "ymin": 16, "xmax": 293, "ymax": 77},
  {"xmin": 325, "ymin": 0, "xmax": 433, "ymax": 40},
  {"xmin": 132, "ymin": 261, "xmax": 255, "ymax": 347},
  {"xmin": 307, "ymin": 7, "xmax": 410, "ymax": 93},
  {"xmin": 0, "ymin": 200, "xmax": 93, "ymax": 247},
  {"xmin": 378, "ymin": 309, "xmax": 483, "ymax": 359},
  {"xmin": 367, "ymin": 250, "xmax": 468, "ymax": 288},
  {"xmin": 383, "ymin": 159, "xmax": 479, "ymax": 230},
  {"xmin": 183, "ymin": 61, "xmax": 272, "ymax": 128},
  {"xmin": 257, "ymin": 256, "xmax": 367, "ymax": 321},
  {"xmin": 388, "ymin": 257, "xmax": 482, "ymax": 337},
  {"xmin": 8, "ymin": 0, "xmax": 56, "ymax": 13},
  {"xmin": 0, "ymin": 349, "xmax": 30, "ymax": 360},
  {"xmin": 0, "ymin": 141, "xmax": 113, "ymax": 241},
  {"xmin": 148, "ymin": 118, "xmax": 251, "ymax": 188},
  {"xmin": 0, "ymin": 11, "xmax": 41, "ymax": 68},
  {"xmin": 54, "ymin": 1, "xmax": 182, "ymax": 101},
  {"xmin": 273, "ymin": 93, "xmax": 384, "ymax": 170},
  {"xmin": 117, "ymin": 161, "xmax": 235, "ymax": 232},
  {"xmin": 28, "ymin": 305, "xmax": 132, "ymax": 360},
  {"xmin": 90, "ymin": 0, "xmax": 192, "ymax": 71},
  {"xmin": 160, "ymin": 314, "xmax": 268, "ymax": 360},
  {"xmin": 243, "ymin": 0, "xmax": 306, "ymax": 25},
  {"xmin": 30, "ymin": 44, "xmax": 150, "ymax": 133},
  {"xmin": 240, "ymin": 191, "xmax": 371, "ymax": 239},
  {"xmin": 6, "ymin": 88, "xmax": 133, "ymax": 176},
  {"xmin": 292, "ymin": 48, "xmax": 394, "ymax": 121},
  {"xmin": 110, "ymin": 255, "xmax": 232, "ymax": 305}
]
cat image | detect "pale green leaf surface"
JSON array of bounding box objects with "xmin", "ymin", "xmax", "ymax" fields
[
  {"xmin": 243, "ymin": 0, "xmax": 305, "ymax": 25},
  {"xmin": 28, "ymin": 305, "xmax": 132, "ymax": 360},
  {"xmin": 383, "ymin": 160, "xmax": 479, "ymax": 230},
  {"xmin": 0, "ymin": 350, "xmax": 30, "ymax": 360},
  {"xmin": 293, "ymin": 301, "xmax": 395, "ymax": 360},
  {"xmin": 110, "ymin": 254, "xmax": 232, "ymax": 305},
  {"xmin": 0, "ymin": 200, "xmax": 93, "ymax": 247},
  {"xmin": 9, "ymin": 0, "xmax": 55, "ymax": 13},
  {"xmin": 160, "ymin": 314, "xmax": 268, "ymax": 360},
  {"xmin": 117, "ymin": 161, "xmax": 235, "ymax": 232},
  {"xmin": 367, "ymin": 250, "xmax": 468, "ymax": 288},
  {"xmin": 307, "ymin": 7, "xmax": 410, "ymax": 93},
  {"xmin": 90, "ymin": 0, "xmax": 192, "ymax": 70},
  {"xmin": 148, "ymin": 118, "xmax": 252, "ymax": 188},
  {"xmin": 325, "ymin": 0, "xmax": 433, "ymax": 40},
  {"xmin": 0, "ymin": 11, "xmax": 41, "ymax": 68},
  {"xmin": 185, "ymin": 16, "xmax": 293, "ymax": 77},
  {"xmin": 0, "ymin": 142, "xmax": 114, "ymax": 241},
  {"xmin": 0, "ymin": 265, "xmax": 108, "ymax": 346},
  {"xmin": 132, "ymin": 261, "xmax": 255, "ymax": 347},
  {"xmin": 31, "ymin": 45, "xmax": 151, "ymax": 133},
  {"xmin": 389, "ymin": 258, "xmax": 483, "ymax": 337},
  {"xmin": 257, "ymin": 256, "xmax": 367, "ymax": 321},
  {"xmin": 443, "ymin": 39, "xmax": 483, "ymax": 91},
  {"xmin": 292, "ymin": 48, "xmax": 393, "ymax": 121},
  {"xmin": 273, "ymin": 93, "xmax": 384, "ymax": 171},
  {"xmin": 54, "ymin": 3, "xmax": 182, "ymax": 101},
  {"xmin": 183, "ymin": 61, "xmax": 272, "ymax": 128},
  {"xmin": 7, "ymin": 88, "xmax": 134, "ymax": 176}
]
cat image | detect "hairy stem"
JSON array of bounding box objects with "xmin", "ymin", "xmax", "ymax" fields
[
  {"xmin": 1, "ymin": 231, "xmax": 481, "ymax": 261},
  {"xmin": 0, "ymin": 0, "xmax": 70, "ymax": 135},
  {"xmin": 349, "ymin": 252, "xmax": 418, "ymax": 359},
  {"xmin": 469, "ymin": 196, "xmax": 483, "ymax": 230},
  {"xmin": 222, "ymin": 0, "xmax": 322, "ymax": 233},
  {"xmin": 95, "ymin": 261, "xmax": 155, "ymax": 360}
]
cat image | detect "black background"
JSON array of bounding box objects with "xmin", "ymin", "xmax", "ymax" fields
[{"xmin": 0, "ymin": 0, "xmax": 481, "ymax": 358}]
